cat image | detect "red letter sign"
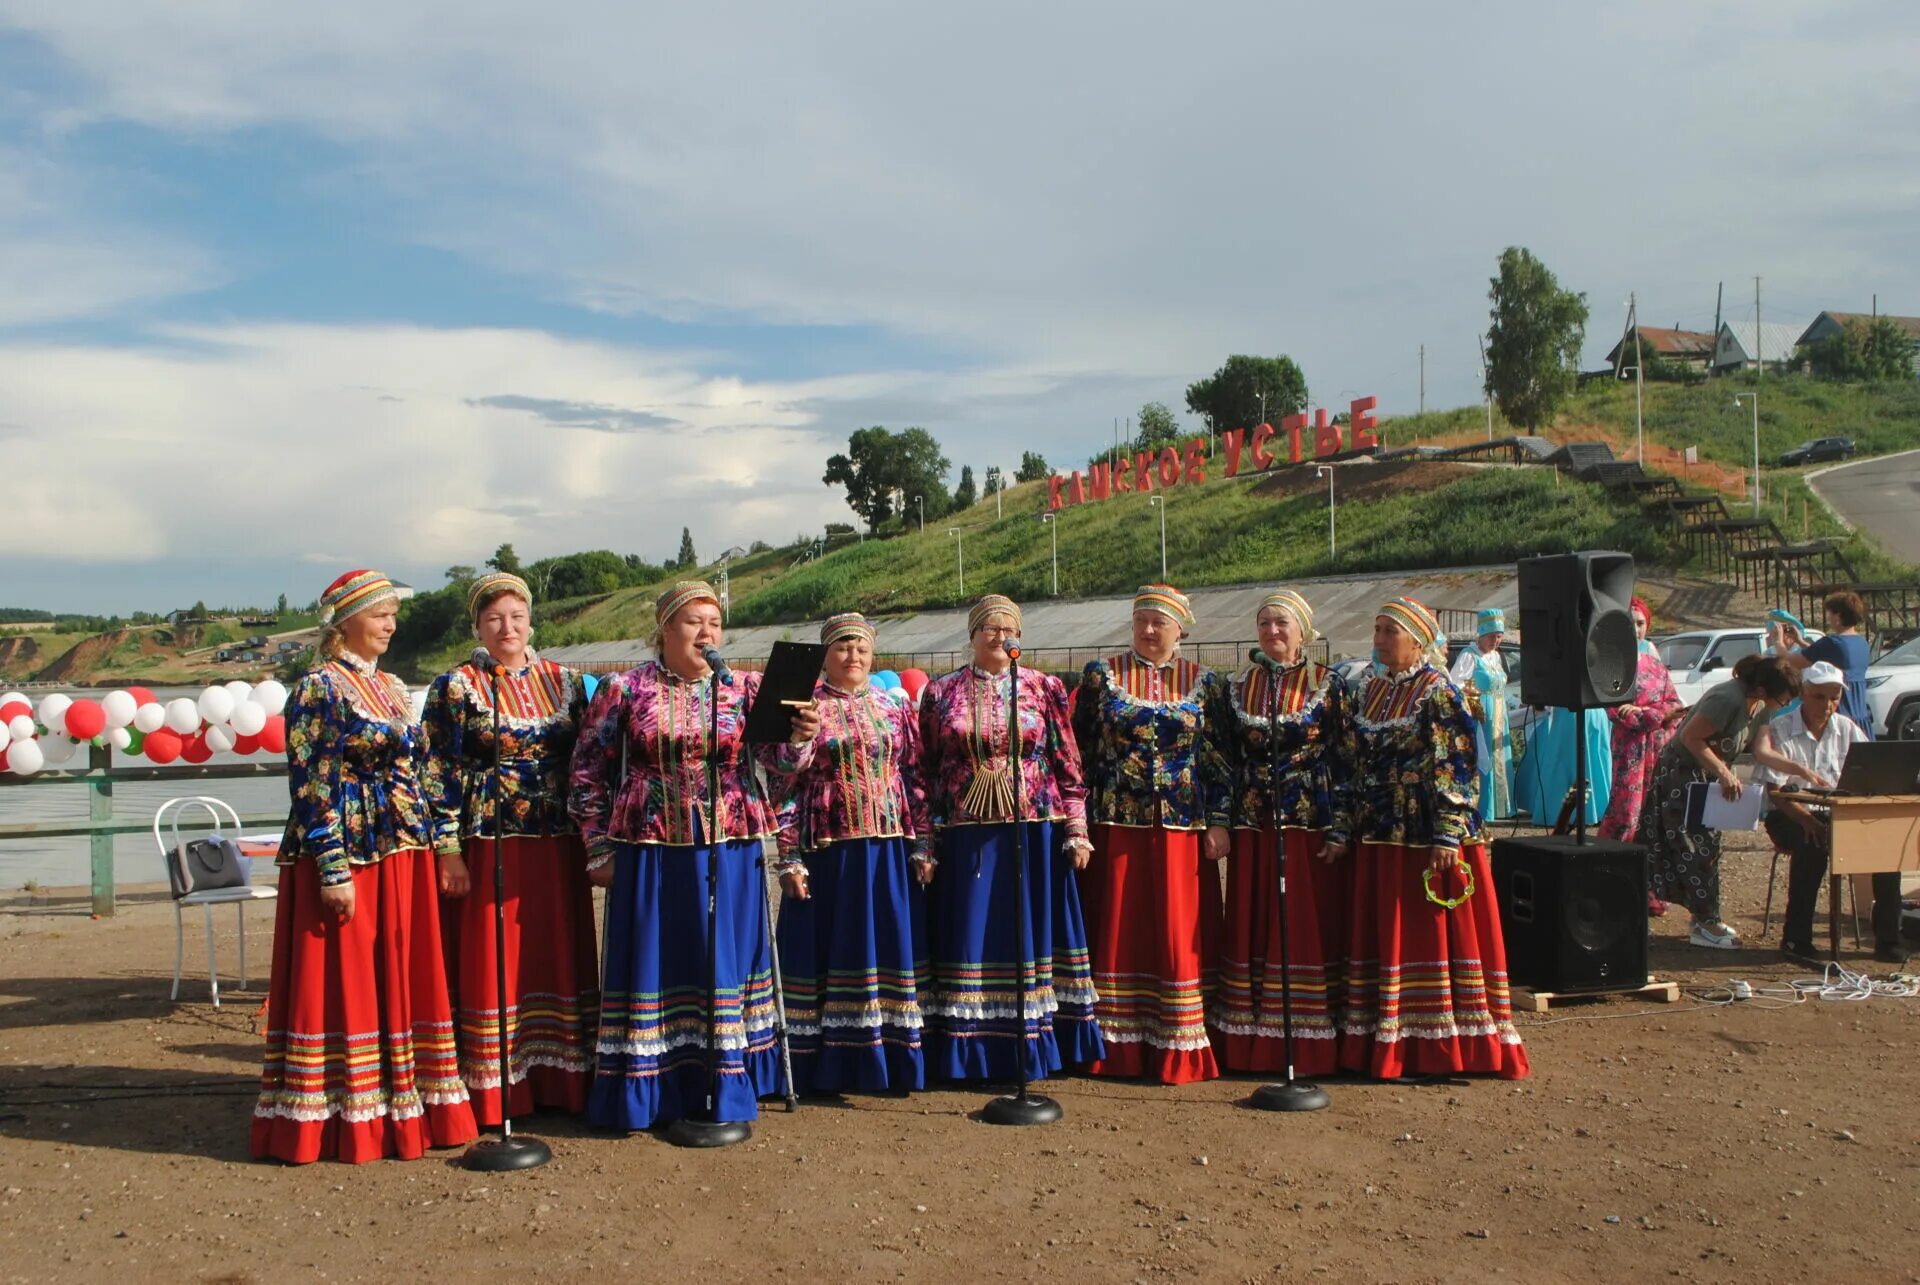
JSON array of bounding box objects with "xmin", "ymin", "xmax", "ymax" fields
[{"xmin": 1349, "ymin": 395, "xmax": 1380, "ymax": 450}]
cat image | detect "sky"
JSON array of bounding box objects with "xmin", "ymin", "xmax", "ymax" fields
[{"xmin": 2, "ymin": 1, "xmax": 1916, "ymax": 613}]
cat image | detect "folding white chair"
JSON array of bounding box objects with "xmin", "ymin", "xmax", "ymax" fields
[{"xmin": 153, "ymin": 796, "xmax": 278, "ymax": 1007}]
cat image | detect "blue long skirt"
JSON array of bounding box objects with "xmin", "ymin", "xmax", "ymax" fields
[
  {"xmin": 1514, "ymin": 707, "xmax": 1613, "ymax": 827},
  {"xmin": 777, "ymin": 836, "xmax": 928, "ymax": 1094},
  {"xmin": 924, "ymin": 821, "xmax": 1104, "ymax": 1082},
  {"xmin": 588, "ymin": 839, "xmax": 783, "ymax": 1130}
]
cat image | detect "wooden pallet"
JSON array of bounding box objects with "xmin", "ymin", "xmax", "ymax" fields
[{"xmin": 1512, "ymin": 978, "xmax": 1680, "ymax": 1014}]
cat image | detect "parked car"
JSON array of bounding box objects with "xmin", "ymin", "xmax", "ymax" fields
[
  {"xmin": 1660, "ymin": 629, "xmax": 1768, "ymax": 707},
  {"xmin": 1778, "ymin": 436, "xmax": 1856, "ymax": 467},
  {"xmin": 1866, "ymin": 633, "xmax": 1920, "ymax": 740}
]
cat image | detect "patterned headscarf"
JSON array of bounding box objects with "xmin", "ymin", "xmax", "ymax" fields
[
  {"xmin": 466, "ymin": 571, "xmax": 532, "ymax": 619},
  {"xmin": 1133, "ymin": 583, "xmax": 1195, "ymax": 629},
  {"xmin": 967, "ymin": 594, "xmax": 1023, "ymax": 636},
  {"xmin": 655, "ymin": 581, "xmax": 721, "ymax": 628},
  {"xmin": 319, "ymin": 569, "xmax": 399, "ymax": 627},
  {"xmin": 821, "ymin": 612, "xmax": 876, "ymax": 646},
  {"xmin": 1377, "ymin": 596, "xmax": 1441, "ymax": 650},
  {"xmin": 1260, "ymin": 588, "xmax": 1315, "ymax": 640},
  {"xmin": 1476, "ymin": 607, "xmax": 1507, "ymax": 638}
]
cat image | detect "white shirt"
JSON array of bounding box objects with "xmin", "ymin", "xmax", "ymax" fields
[{"xmin": 1752, "ymin": 706, "xmax": 1867, "ymax": 802}]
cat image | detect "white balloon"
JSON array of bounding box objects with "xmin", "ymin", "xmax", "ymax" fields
[
  {"xmin": 223, "ymin": 679, "xmax": 253, "ymax": 704},
  {"xmin": 6, "ymin": 714, "xmax": 34, "ymax": 741},
  {"xmin": 40, "ymin": 735, "xmax": 79, "ymax": 764},
  {"xmin": 0, "ymin": 721, "xmax": 11, "ymax": 750},
  {"xmin": 133, "ymin": 702, "xmax": 167, "ymax": 734},
  {"xmin": 109, "ymin": 727, "xmax": 133, "ymax": 751},
  {"xmin": 6, "ymin": 737, "xmax": 44, "ymax": 775},
  {"xmin": 38, "ymin": 693, "xmax": 72, "ymax": 728},
  {"xmin": 204, "ymin": 726, "xmax": 235, "ymax": 753},
  {"xmin": 251, "ymin": 679, "xmax": 289, "ymax": 716},
  {"xmin": 165, "ymin": 698, "xmax": 202, "ymax": 735},
  {"xmin": 0, "ymin": 690, "xmax": 25, "ymax": 708},
  {"xmin": 229, "ymin": 700, "xmax": 268, "ymax": 737},
  {"xmin": 101, "ymin": 690, "xmax": 138, "ymax": 729},
  {"xmin": 197, "ymin": 686, "xmax": 236, "ymax": 726}
]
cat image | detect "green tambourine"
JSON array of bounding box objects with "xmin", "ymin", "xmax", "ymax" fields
[{"xmin": 1423, "ymin": 858, "xmax": 1475, "ymax": 910}]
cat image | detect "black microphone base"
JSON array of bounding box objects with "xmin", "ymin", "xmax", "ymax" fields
[
  {"xmin": 461, "ymin": 1132, "xmax": 553, "ymax": 1171},
  {"xmin": 981, "ymin": 1090, "xmax": 1063, "ymax": 1126},
  {"xmin": 663, "ymin": 1116, "xmax": 753, "ymax": 1149},
  {"xmin": 1248, "ymin": 1079, "xmax": 1331, "ymax": 1113}
]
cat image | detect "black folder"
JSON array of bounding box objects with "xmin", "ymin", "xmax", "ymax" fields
[{"xmin": 743, "ymin": 640, "xmax": 828, "ymax": 744}]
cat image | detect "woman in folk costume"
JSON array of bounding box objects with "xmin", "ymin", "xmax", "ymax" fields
[
  {"xmin": 1213, "ymin": 589, "xmax": 1353, "ymax": 1076},
  {"xmin": 1599, "ymin": 596, "xmax": 1685, "ymax": 915},
  {"xmin": 1328, "ymin": 597, "xmax": 1529, "ymax": 1080},
  {"xmin": 253, "ymin": 569, "xmax": 478, "ymax": 1163},
  {"xmin": 1073, "ymin": 584, "xmax": 1233, "ymax": 1085},
  {"xmin": 773, "ymin": 612, "xmax": 933, "ymax": 1094},
  {"xmin": 567, "ymin": 581, "xmax": 819, "ymax": 1130},
  {"xmin": 421, "ymin": 571, "xmax": 598, "ymax": 1122},
  {"xmin": 1448, "ymin": 608, "xmax": 1515, "ymax": 821},
  {"xmin": 917, "ymin": 594, "xmax": 1102, "ymax": 1081}
]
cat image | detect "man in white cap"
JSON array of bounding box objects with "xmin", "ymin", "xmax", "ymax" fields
[{"xmin": 1752, "ymin": 660, "xmax": 1902, "ymax": 964}]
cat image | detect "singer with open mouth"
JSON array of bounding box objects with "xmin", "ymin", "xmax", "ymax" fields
[
  {"xmin": 1212, "ymin": 588, "xmax": 1354, "ymax": 1077},
  {"xmin": 1073, "ymin": 583, "xmax": 1233, "ymax": 1085},
  {"xmin": 568, "ymin": 580, "xmax": 820, "ymax": 1132},
  {"xmin": 420, "ymin": 571, "xmax": 599, "ymax": 1124},
  {"xmin": 771, "ymin": 611, "xmax": 933, "ymax": 1095},
  {"xmin": 916, "ymin": 594, "xmax": 1103, "ymax": 1083}
]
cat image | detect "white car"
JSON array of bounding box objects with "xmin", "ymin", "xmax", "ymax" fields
[
  {"xmin": 1659, "ymin": 629, "xmax": 1767, "ymax": 707},
  {"xmin": 1866, "ymin": 634, "xmax": 1920, "ymax": 740}
]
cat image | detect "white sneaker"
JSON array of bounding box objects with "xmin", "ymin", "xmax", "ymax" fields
[{"xmin": 1689, "ymin": 919, "xmax": 1743, "ymax": 950}]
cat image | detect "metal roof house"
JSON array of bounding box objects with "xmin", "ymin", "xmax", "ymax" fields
[
  {"xmin": 1605, "ymin": 326, "xmax": 1716, "ymax": 373},
  {"xmin": 1712, "ymin": 320, "xmax": 1811, "ymax": 372},
  {"xmin": 1796, "ymin": 311, "xmax": 1920, "ymax": 375}
]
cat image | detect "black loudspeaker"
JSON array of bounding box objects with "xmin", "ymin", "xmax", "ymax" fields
[
  {"xmin": 1491, "ymin": 836, "xmax": 1648, "ymax": 993},
  {"xmin": 1517, "ymin": 551, "xmax": 1638, "ymax": 708}
]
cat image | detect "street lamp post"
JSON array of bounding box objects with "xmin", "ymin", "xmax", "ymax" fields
[
  {"xmin": 1734, "ymin": 393, "xmax": 1760, "ymax": 515},
  {"xmin": 1147, "ymin": 494, "xmax": 1167, "ymax": 578},
  {"xmin": 989, "ymin": 467, "xmax": 1003, "ymax": 520},
  {"xmin": 948, "ymin": 527, "xmax": 964, "ymax": 595},
  {"xmin": 1039, "ymin": 513, "xmax": 1058, "ymax": 596},
  {"xmin": 914, "ymin": 495, "xmax": 925, "ymax": 534},
  {"xmin": 1315, "ymin": 465, "xmax": 1337, "ymax": 562}
]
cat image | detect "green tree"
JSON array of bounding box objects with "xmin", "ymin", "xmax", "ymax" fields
[
  {"xmin": 487, "ymin": 542, "xmax": 523, "ymax": 574},
  {"xmin": 676, "ymin": 527, "xmax": 698, "ymax": 569},
  {"xmin": 444, "ymin": 565, "xmax": 476, "ymax": 585},
  {"xmin": 1184, "ymin": 355, "xmax": 1308, "ymax": 431},
  {"xmin": 1806, "ymin": 316, "xmax": 1914, "ymax": 381},
  {"xmin": 1485, "ymin": 246, "xmax": 1589, "ymax": 430},
  {"xmin": 1133, "ymin": 401, "xmax": 1187, "ymax": 453},
  {"xmin": 190, "ymin": 599, "xmax": 208, "ymax": 619},
  {"xmin": 1015, "ymin": 450, "xmax": 1050, "ymax": 482},
  {"xmin": 275, "ymin": 592, "xmax": 288, "ymax": 615},
  {"xmin": 954, "ymin": 465, "xmax": 978, "ymax": 510},
  {"xmin": 823, "ymin": 426, "xmax": 953, "ymax": 532}
]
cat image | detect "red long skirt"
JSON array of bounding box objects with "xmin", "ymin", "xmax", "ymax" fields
[
  {"xmin": 1339, "ymin": 841, "xmax": 1530, "ymax": 1080},
  {"xmin": 1084, "ymin": 825, "xmax": 1221, "ymax": 1084},
  {"xmin": 441, "ymin": 835, "xmax": 600, "ymax": 1124},
  {"xmin": 251, "ymin": 851, "xmax": 478, "ymax": 1163},
  {"xmin": 1213, "ymin": 826, "xmax": 1347, "ymax": 1075}
]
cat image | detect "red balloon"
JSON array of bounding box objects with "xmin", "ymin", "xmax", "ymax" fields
[
  {"xmin": 0, "ymin": 700, "xmax": 31, "ymax": 725},
  {"xmin": 232, "ymin": 732, "xmax": 261, "ymax": 756},
  {"xmin": 181, "ymin": 733, "xmax": 213, "ymax": 764},
  {"xmin": 124, "ymin": 686, "xmax": 156, "ymax": 706},
  {"xmin": 64, "ymin": 699, "xmax": 107, "ymax": 740},
  {"xmin": 898, "ymin": 667, "xmax": 930, "ymax": 701},
  {"xmin": 258, "ymin": 714, "xmax": 287, "ymax": 754},
  {"xmin": 143, "ymin": 728, "xmax": 184, "ymax": 764},
  {"xmin": 0, "ymin": 745, "xmax": 9, "ymax": 772}
]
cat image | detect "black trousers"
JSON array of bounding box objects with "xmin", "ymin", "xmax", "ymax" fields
[{"xmin": 1763, "ymin": 812, "xmax": 1903, "ymax": 951}]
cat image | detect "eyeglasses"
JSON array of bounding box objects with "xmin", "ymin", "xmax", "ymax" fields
[{"xmin": 977, "ymin": 626, "xmax": 1019, "ymax": 638}]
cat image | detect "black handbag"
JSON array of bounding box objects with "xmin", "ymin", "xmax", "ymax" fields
[{"xmin": 170, "ymin": 836, "xmax": 251, "ymax": 899}]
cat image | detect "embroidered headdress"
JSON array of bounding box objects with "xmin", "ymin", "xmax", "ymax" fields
[
  {"xmin": 467, "ymin": 571, "xmax": 532, "ymax": 619},
  {"xmin": 821, "ymin": 612, "xmax": 876, "ymax": 645},
  {"xmin": 1476, "ymin": 607, "xmax": 1506, "ymax": 638},
  {"xmin": 1260, "ymin": 588, "xmax": 1316, "ymax": 640},
  {"xmin": 655, "ymin": 581, "xmax": 721, "ymax": 628},
  {"xmin": 319, "ymin": 569, "xmax": 399, "ymax": 627},
  {"xmin": 1133, "ymin": 583, "xmax": 1194, "ymax": 629},
  {"xmin": 967, "ymin": 594, "xmax": 1022, "ymax": 636},
  {"xmin": 1377, "ymin": 596, "xmax": 1441, "ymax": 650}
]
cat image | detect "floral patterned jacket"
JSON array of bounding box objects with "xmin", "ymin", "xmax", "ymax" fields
[
  {"xmin": 1226, "ymin": 658, "xmax": 1351, "ymax": 832},
  {"xmin": 567, "ymin": 662, "xmax": 806, "ymax": 866},
  {"xmin": 1328, "ymin": 662, "xmax": 1483, "ymax": 851},
  {"xmin": 917, "ymin": 665, "xmax": 1088, "ymax": 837},
  {"xmin": 774, "ymin": 680, "xmax": 932, "ymax": 868},
  {"xmin": 1072, "ymin": 652, "xmax": 1233, "ymax": 831},
  {"xmin": 421, "ymin": 652, "xmax": 586, "ymax": 853},
  {"xmin": 280, "ymin": 653, "xmax": 436, "ymax": 888}
]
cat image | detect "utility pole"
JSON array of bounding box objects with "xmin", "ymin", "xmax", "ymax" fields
[
  {"xmin": 1711, "ymin": 281, "xmax": 1723, "ymax": 378},
  {"xmin": 1477, "ymin": 335, "xmax": 1494, "ymax": 440},
  {"xmin": 1629, "ymin": 292, "xmax": 1644, "ymax": 462},
  {"xmin": 1418, "ymin": 344, "xmax": 1425, "ymax": 415},
  {"xmin": 1754, "ymin": 275, "xmax": 1763, "ymax": 374}
]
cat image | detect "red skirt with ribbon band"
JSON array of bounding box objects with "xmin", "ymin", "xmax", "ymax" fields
[
  {"xmin": 441, "ymin": 835, "xmax": 600, "ymax": 1124},
  {"xmin": 1339, "ymin": 840, "xmax": 1530, "ymax": 1080},
  {"xmin": 1212, "ymin": 825, "xmax": 1348, "ymax": 1075},
  {"xmin": 251, "ymin": 850, "xmax": 478, "ymax": 1164},
  {"xmin": 1083, "ymin": 824, "xmax": 1222, "ymax": 1085}
]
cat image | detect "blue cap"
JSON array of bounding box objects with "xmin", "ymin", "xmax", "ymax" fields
[{"xmin": 1476, "ymin": 607, "xmax": 1506, "ymax": 637}]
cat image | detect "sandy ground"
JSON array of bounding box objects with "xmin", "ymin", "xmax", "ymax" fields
[{"xmin": 2, "ymin": 826, "xmax": 1917, "ymax": 1285}]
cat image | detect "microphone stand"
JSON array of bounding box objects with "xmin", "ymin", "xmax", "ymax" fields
[
  {"xmin": 665, "ymin": 658, "xmax": 753, "ymax": 1147},
  {"xmin": 982, "ymin": 641, "xmax": 1062, "ymax": 1126},
  {"xmin": 464, "ymin": 653, "xmax": 553, "ymax": 1169},
  {"xmin": 1250, "ymin": 652, "xmax": 1329, "ymax": 1113}
]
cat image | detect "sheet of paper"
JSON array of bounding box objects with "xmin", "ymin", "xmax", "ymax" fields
[{"xmin": 1686, "ymin": 780, "xmax": 1765, "ymax": 831}]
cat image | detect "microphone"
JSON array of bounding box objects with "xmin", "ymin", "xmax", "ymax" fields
[
  {"xmin": 469, "ymin": 646, "xmax": 500, "ymax": 673},
  {"xmin": 702, "ymin": 644, "xmax": 734, "ymax": 686},
  {"xmin": 1002, "ymin": 640, "xmax": 1022, "ymax": 663}
]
